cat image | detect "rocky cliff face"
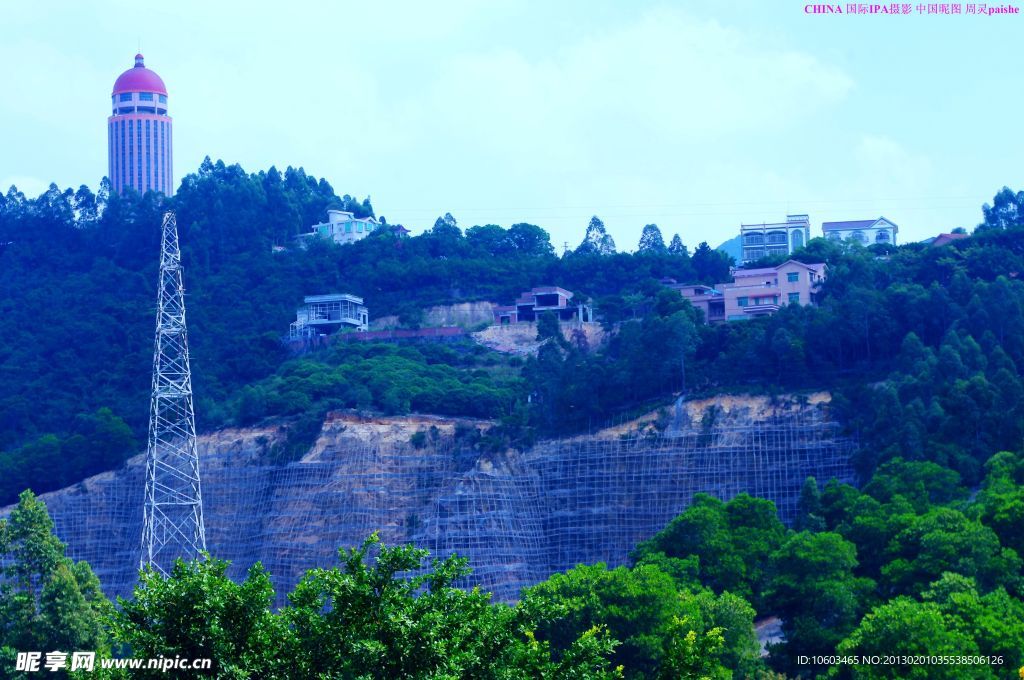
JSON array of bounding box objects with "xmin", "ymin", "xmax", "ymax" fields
[
  {"xmin": 371, "ymin": 301, "xmax": 497, "ymax": 330},
  {"xmin": 4, "ymin": 396, "xmax": 855, "ymax": 605}
]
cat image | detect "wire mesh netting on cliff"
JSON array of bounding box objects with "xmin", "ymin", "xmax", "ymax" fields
[{"xmin": 6, "ymin": 409, "xmax": 856, "ymax": 605}]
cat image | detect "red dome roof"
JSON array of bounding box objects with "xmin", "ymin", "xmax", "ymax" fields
[{"xmin": 112, "ymin": 54, "xmax": 167, "ymax": 95}]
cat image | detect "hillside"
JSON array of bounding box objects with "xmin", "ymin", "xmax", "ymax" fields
[
  {"xmin": 5, "ymin": 169, "xmax": 1024, "ymax": 675},
  {"xmin": 4, "ymin": 169, "xmax": 1024, "ymax": 494},
  {"xmin": 4, "ymin": 392, "xmax": 855, "ymax": 605}
]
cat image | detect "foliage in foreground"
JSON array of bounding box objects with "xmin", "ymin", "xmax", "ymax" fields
[
  {"xmin": 0, "ymin": 491, "xmax": 110, "ymax": 679},
  {"xmin": 112, "ymin": 535, "xmax": 631, "ymax": 679}
]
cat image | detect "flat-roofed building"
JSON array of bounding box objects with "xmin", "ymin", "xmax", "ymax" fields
[
  {"xmin": 668, "ymin": 283, "xmax": 725, "ymax": 323},
  {"xmin": 723, "ymin": 260, "xmax": 826, "ymax": 321},
  {"xmin": 493, "ymin": 286, "xmax": 594, "ymax": 324},
  {"xmin": 668, "ymin": 260, "xmax": 826, "ymax": 323},
  {"xmin": 289, "ymin": 294, "xmax": 368, "ymax": 339},
  {"xmin": 740, "ymin": 214, "xmax": 810, "ymax": 264}
]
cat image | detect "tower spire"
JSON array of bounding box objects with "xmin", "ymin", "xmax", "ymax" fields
[{"xmin": 141, "ymin": 211, "xmax": 206, "ymax": 573}]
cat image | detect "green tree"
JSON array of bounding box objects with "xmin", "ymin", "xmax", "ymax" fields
[
  {"xmin": 880, "ymin": 507, "xmax": 1022, "ymax": 597},
  {"xmin": 110, "ymin": 535, "xmax": 624, "ymax": 679},
  {"xmin": 576, "ymin": 216, "xmax": 616, "ymax": 256},
  {"xmin": 767, "ymin": 532, "xmax": 875, "ymax": 672},
  {"xmin": 522, "ymin": 562, "xmax": 739, "ymax": 679},
  {"xmin": 508, "ymin": 222, "xmax": 555, "ymax": 256},
  {"xmin": 976, "ymin": 451, "xmax": 1024, "ymax": 556},
  {"xmin": 0, "ymin": 491, "xmax": 110, "ymax": 675},
  {"xmin": 833, "ymin": 597, "xmax": 987, "ymax": 680},
  {"xmin": 795, "ymin": 477, "xmax": 826, "ymax": 532},
  {"xmin": 980, "ymin": 186, "xmax": 1024, "ymax": 229},
  {"xmin": 638, "ymin": 224, "xmax": 666, "ymax": 254},
  {"xmin": 110, "ymin": 557, "xmax": 288, "ymax": 679},
  {"xmin": 922, "ymin": 572, "xmax": 1024, "ymax": 671},
  {"xmin": 537, "ymin": 311, "xmax": 562, "ymax": 343},
  {"xmin": 634, "ymin": 494, "xmax": 785, "ymax": 610},
  {"xmin": 667, "ymin": 234, "xmax": 687, "ymax": 256},
  {"xmin": 284, "ymin": 535, "xmax": 622, "ymax": 679}
]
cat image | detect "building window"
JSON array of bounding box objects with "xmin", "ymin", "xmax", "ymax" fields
[
  {"xmin": 787, "ymin": 272, "xmax": 799, "ymax": 283},
  {"xmin": 345, "ymin": 223, "xmax": 352, "ymax": 233},
  {"xmin": 737, "ymin": 297, "xmax": 748, "ymax": 307},
  {"xmin": 127, "ymin": 120, "xmax": 133, "ymax": 187},
  {"xmin": 119, "ymin": 92, "xmax": 132, "ymax": 102},
  {"xmin": 789, "ymin": 292, "xmax": 800, "ymax": 304},
  {"xmin": 791, "ymin": 229, "xmax": 804, "ymax": 250},
  {"xmin": 158, "ymin": 94, "xmax": 167, "ymax": 104},
  {"xmin": 120, "ymin": 120, "xmax": 126, "ymax": 188},
  {"xmin": 357, "ymin": 223, "xmax": 363, "ymax": 233},
  {"xmin": 850, "ymin": 230, "xmax": 867, "ymax": 243},
  {"xmin": 137, "ymin": 122, "xmax": 142, "ymax": 188},
  {"xmin": 827, "ymin": 232, "xmax": 841, "ymax": 241},
  {"xmin": 743, "ymin": 233, "xmax": 764, "ymax": 246},
  {"xmin": 139, "ymin": 92, "xmax": 154, "ymax": 101},
  {"xmin": 875, "ymin": 230, "xmax": 890, "ymax": 243},
  {"xmin": 765, "ymin": 231, "xmax": 787, "ymax": 245},
  {"xmin": 145, "ymin": 120, "xmax": 151, "ymax": 191}
]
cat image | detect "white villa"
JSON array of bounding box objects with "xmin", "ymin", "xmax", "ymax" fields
[
  {"xmin": 298, "ymin": 209, "xmax": 382, "ymax": 246},
  {"xmin": 822, "ymin": 216, "xmax": 898, "ymax": 246}
]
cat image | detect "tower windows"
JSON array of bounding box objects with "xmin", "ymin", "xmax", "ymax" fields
[
  {"xmin": 137, "ymin": 121, "xmax": 142, "ymax": 190},
  {"xmin": 127, "ymin": 120, "xmax": 134, "ymax": 187},
  {"xmin": 120, "ymin": 120, "xmax": 126, "ymax": 189},
  {"xmin": 145, "ymin": 120, "xmax": 151, "ymax": 192},
  {"xmin": 139, "ymin": 92, "xmax": 154, "ymax": 101},
  {"xmin": 119, "ymin": 92, "xmax": 133, "ymax": 102}
]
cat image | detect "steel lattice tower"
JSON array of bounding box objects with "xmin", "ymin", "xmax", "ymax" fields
[{"xmin": 141, "ymin": 211, "xmax": 206, "ymax": 573}]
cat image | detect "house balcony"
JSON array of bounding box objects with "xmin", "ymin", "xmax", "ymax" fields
[
  {"xmin": 304, "ymin": 315, "xmax": 364, "ymax": 327},
  {"xmin": 742, "ymin": 303, "xmax": 779, "ymax": 316}
]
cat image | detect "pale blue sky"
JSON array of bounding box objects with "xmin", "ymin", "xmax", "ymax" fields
[{"xmin": 1, "ymin": 1, "xmax": 1021, "ymax": 249}]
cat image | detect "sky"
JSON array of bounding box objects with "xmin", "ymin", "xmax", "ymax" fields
[{"xmin": 1, "ymin": 0, "xmax": 1022, "ymax": 250}]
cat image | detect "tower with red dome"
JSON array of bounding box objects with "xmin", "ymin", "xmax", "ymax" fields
[{"xmin": 108, "ymin": 54, "xmax": 173, "ymax": 195}]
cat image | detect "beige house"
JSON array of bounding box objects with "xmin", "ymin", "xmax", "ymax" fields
[{"xmin": 673, "ymin": 260, "xmax": 827, "ymax": 323}]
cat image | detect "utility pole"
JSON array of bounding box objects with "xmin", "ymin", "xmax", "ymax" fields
[{"xmin": 141, "ymin": 211, "xmax": 206, "ymax": 573}]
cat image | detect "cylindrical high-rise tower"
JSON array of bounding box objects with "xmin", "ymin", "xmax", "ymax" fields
[{"xmin": 108, "ymin": 54, "xmax": 173, "ymax": 196}]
